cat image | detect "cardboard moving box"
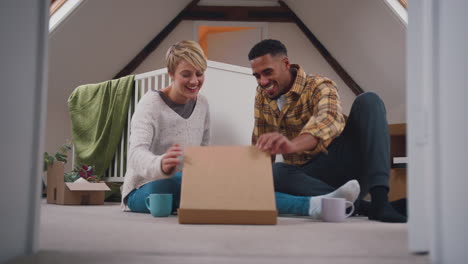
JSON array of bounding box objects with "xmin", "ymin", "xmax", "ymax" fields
[
  {"xmin": 46, "ymin": 162, "xmax": 110, "ymax": 205},
  {"xmin": 178, "ymin": 146, "xmax": 277, "ymax": 225}
]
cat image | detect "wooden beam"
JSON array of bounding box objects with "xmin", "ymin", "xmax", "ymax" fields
[
  {"xmin": 279, "ymin": 1, "xmax": 364, "ymax": 96},
  {"xmin": 183, "ymin": 6, "xmax": 294, "ymax": 22},
  {"xmin": 113, "ymin": 0, "xmax": 200, "ymax": 79}
]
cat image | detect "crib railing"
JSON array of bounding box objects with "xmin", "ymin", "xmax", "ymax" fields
[
  {"xmin": 103, "ymin": 69, "xmax": 170, "ymax": 182},
  {"xmin": 103, "ymin": 69, "xmax": 171, "ymax": 182},
  {"xmin": 70, "ymin": 69, "xmax": 170, "ymax": 182}
]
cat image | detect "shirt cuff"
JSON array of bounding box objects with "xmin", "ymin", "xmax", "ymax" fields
[
  {"xmin": 153, "ymin": 154, "xmax": 172, "ymax": 179},
  {"xmin": 299, "ymin": 131, "xmax": 328, "ymax": 155}
]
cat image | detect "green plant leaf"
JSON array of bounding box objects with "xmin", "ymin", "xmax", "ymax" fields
[
  {"xmin": 64, "ymin": 172, "xmax": 80, "ymax": 183},
  {"xmin": 55, "ymin": 153, "xmax": 67, "ymax": 163},
  {"xmin": 43, "ymin": 152, "xmax": 55, "ymax": 171},
  {"xmin": 61, "ymin": 142, "xmax": 72, "ymax": 152}
]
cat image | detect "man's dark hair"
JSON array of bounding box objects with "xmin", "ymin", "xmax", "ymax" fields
[{"xmin": 248, "ymin": 39, "xmax": 288, "ymax": 60}]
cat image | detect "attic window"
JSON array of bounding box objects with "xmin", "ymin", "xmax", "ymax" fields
[
  {"xmin": 384, "ymin": 0, "xmax": 408, "ymax": 26},
  {"xmin": 399, "ymin": 0, "xmax": 407, "ymax": 9},
  {"xmin": 49, "ymin": 0, "xmax": 83, "ymax": 33},
  {"xmin": 50, "ymin": 0, "xmax": 67, "ymax": 16}
]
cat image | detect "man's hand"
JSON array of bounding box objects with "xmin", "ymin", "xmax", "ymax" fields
[
  {"xmin": 255, "ymin": 132, "xmax": 319, "ymax": 155},
  {"xmin": 161, "ymin": 144, "xmax": 183, "ymax": 174},
  {"xmin": 256, "ymin": 132, "xmax": 295, "ymax": 154}
]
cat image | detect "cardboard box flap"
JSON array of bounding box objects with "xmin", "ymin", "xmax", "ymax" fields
[
  {"xmin": 65, "ymin": 182, "xmax": 110, "ymax": 191},
  {"xmin": 180, "ymin": 146, "xmax": 276, "ymax": 212}
]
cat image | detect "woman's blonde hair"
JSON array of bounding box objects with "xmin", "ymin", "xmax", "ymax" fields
[{"xmin": 166, "ymin": 40, "xmax": 207, "ymax": 74}]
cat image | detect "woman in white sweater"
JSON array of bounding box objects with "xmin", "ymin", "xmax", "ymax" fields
[
  {"xmin": 121, "ymin": 40, "xmax": 209, "ymax": 212},
  {"xmin": 122, "ymin": 40, "xmax": 360, "ymax": 218}
]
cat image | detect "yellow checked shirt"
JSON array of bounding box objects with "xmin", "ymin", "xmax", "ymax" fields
[{"xmin": 252, "ymin": 65, "xmax": 346, "ymax": 166}]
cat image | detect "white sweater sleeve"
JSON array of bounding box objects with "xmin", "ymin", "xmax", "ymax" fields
[{"xmin": 127, "ymin": 98, "xmax": 170, "ymax": 181}]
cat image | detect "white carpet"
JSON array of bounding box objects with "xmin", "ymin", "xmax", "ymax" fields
[{"xmin": 9, "ymin": 199, "xmax": 429, "ymax": 264}]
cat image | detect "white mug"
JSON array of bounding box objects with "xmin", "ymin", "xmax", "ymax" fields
[{"xmin": 321, "ymin": 197, "xmax": 354, "ymax": 222}]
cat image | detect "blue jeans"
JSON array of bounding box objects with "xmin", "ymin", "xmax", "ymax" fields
[
  {"xmin": 127, "ymin": 172, "xmax": 183, "ymax": 213},
  {"xmin": 127, "ymin": 172, "xmax": 310, "ymax": 215}
]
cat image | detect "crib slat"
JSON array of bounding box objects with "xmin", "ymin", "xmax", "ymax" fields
[
  {"xmin": 114, "ymin": 144, "xmax": 118, "ymax": 179},
  {"xmin": 71, "ymin": 144, "xmax": 75, "ymax": 169},
  {"xmin": 157, "ymin": 75, "xmax": 161, "ymax": 91},
  {"xmin": 120, "ymin": 125, "xmax": 124, "ymax": 178},
  {"xmin": 127, "ymin": 99, "xmax": 132, "ymax": 169},
  {"xmin": 134, "ymin": 68, "xmax": 167, "ymax": 80},
  {"xmin": 165, "ymin": 74, "xmax": 170, "ymax": 88},
  {"xmin": 148, "ymin": 76, "xmax": 152, "ymax": 93},
  {"xmin": 134, "ymin": 80, "xmax": 139, "ymax": 117}
]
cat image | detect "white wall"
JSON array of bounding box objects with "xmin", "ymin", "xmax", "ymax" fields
[
  {"xmin": 409, "ymin": 1, "xmax": 468, "ymax": 263},
  {"xmin": 435, "ymin": 2, "xmax": 468, "ymax": 261},
  {"xmin": 0, "ymin": 0, "xmax": 48, "ymax": 262},
  {"xmin": 135, "ymin": 21, "xmax": 357, "ymax": 115},
  {"xmin": 133, "ymin": 20, "xmax": 195, "ymax": 75},
  {"xmin": 284, "ymin": 0, "xmax": 406, "ymax": 124},
  {"xmin": 407, "ymin": 0, "xmax": 434, "ymax": 254},
  {"xmin": 202, "ymin": 62, "xmax": 258, "ymax": 145},
  {"xmin": 207, "ymin": 28, "xmax": 262, "ymax": 68}
]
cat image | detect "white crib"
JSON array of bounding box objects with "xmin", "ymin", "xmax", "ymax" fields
[
  {"xmin": 102, "ymin": 69, "xmax": 170, "ymax": 182},
  {"xmin": 68, "ymin": 69, "xmax": 169, "ymax": 182},
  {"xmin": 74, "ymin": 61, "xmax": 257, "ymax": 182}
]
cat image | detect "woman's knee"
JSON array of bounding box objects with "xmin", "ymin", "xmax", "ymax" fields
[{"xmin": 144, "ymin": 178, "xmax": 180, "ymax": 194}]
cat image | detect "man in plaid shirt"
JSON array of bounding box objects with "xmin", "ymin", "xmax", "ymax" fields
[{"xmin": 248, "ymin": 39, "xmax": 406, "ymax": 223}]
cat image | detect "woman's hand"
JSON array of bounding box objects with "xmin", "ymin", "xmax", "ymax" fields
[{"xmin": 161, "ymin": 144, "xmax": 183, "ymax": 175}]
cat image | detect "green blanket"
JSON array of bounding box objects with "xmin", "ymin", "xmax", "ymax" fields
[{"xmin": 68, "ymin": 75, "xmax": 134, "ymax": 177}]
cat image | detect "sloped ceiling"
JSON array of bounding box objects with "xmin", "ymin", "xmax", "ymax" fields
[
  {"xmin": 283, "ymin": 0, "xmax": 406, "ymax": 123},
  {"xmin": 46, "ymin": 0, "xmax": 406, "ymax": 155},
  {"xmin": 48, "ymin": 0, "xmax": 192, "ymax": 87}
]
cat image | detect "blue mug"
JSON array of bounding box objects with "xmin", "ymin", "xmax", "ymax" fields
[{"xmin": 145, "ymin": 193, "xmax": 173, "ymax": 217}]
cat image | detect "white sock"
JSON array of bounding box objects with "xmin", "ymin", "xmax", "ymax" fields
[{"xmin": 308, "ymin": 180, "xmax": 361, "ymax": 218}]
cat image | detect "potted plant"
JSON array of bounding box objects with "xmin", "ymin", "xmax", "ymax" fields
[
  {"xmin": 64, "ymin": 164, "xmax": 101, "ymax": 183},
  {"xmin": 43, "ymin": 141, "xmax": 110, "ymax": 205},
  {"xmin": 43, "ymin": 141, "xmax": 72, "ymax": 186}
]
